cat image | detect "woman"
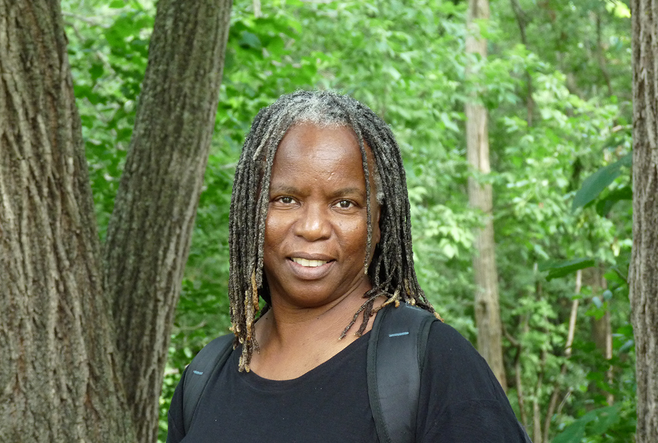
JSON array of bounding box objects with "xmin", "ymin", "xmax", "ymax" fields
[{"xmin": 167, "ymin": 91, "xmax": 531, "ymax": 442}]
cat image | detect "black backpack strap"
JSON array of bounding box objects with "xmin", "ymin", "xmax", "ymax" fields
[
  {"xmin": 367, "ymin": 303, "xmax": 437, "ymax": 443},
  {"xmin": 182, "ymin": 334, "xmax": 234, "ymax": 434}
]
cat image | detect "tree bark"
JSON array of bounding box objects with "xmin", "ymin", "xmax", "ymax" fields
[
  {"xmin": 0, "ymin": 0, "xmax": 232, "ymax": 441},
  {"xmin": 0, "ymin": 2, "xmax": 133, "ymax": 441},
  {"xmin": 103, "ymin": 1, "xmax": 232, "ymax": 441},
  {"xmin": 630, "ymin": 1, "xmax": 658, "ymax": 442},
  {"xmin": 465, "ymin": 0, "xmax": 507, "ymax": 390}
]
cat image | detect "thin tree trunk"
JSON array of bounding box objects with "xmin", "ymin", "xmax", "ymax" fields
[
  {"xmin": 514, "ymin": 349, "xmax": 528, "ymax": 427},
  {"xmin": 630, "ymin": 1, "xmax": 658, "ymax": 442},
  {"xmin": 533, "ymin": 350, "xmax": 547, "ymax": 443},
  {"xmin": 506, "ymin": 320, "xmax": 528, "ymax": 429},
  {"xmin": 543, "ymin": 270, "xmax": 582, "ymax": 443},
  {"xmin": 465, "ymin": 0, "xmax": 507, "ymax": 391},
  {"xmin": 103, "ymin": 1, "xmax": 232, "ymax": 441},
  {"xmin": 0, "ymin": 1, "xmax": 134, "ymax": 441},
  {"xmin": 587, "ymin": 267, "xmax": 613, "ymax": 405},
  {"xmin": 509, "ymin": 0, "xmax": 535, "ymax": 126},
  {"xmin": 590, "ymin": 307, "xmax": 613, "ymax": 405},
  {"xmin": 595, "ymin": 12, "xmax": 614, "ymax": 97}
]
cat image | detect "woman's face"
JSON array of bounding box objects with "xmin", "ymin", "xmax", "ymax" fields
[{"xmin": 262, "ymin": 123, "xmax": 380, "ymax": 310}]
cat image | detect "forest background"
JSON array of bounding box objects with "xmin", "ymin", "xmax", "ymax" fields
[{"xmin": 15, "ymin": 0, "xmax": 638, "ymax": 442}]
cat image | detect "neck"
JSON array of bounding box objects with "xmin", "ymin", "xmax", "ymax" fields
[
  {"xmin": 249, "ymin": 289, "xmax": 383, "ymax": 380},
  {"xmin": 257, "ymin": 289, "xmax": 367, "ymax": 347}
]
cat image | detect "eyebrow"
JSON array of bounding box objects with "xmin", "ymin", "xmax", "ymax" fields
[
  {"xmin": 269, "ymin": 185, "xmax": 299, "ymax": 195},
  {"xmin": 328, "ymin": 187, "xmax": 365, "ymax": 198},
  {"xmin": 269, "ymin": 185, "xmax": 365, "ymax": 198}
]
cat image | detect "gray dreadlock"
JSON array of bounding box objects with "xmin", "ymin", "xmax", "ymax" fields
[{"xmin": 228, "ymin": 90, "xmax": 441, "ymax": 372}]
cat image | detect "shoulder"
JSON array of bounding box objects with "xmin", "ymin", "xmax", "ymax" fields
[
  {"xmin": 380, "ymin": 305, "xmax": 493, "ymax": 382},
  {"xmin": 417, "ymin": 321, "xmax": 531, "ymax": 442},
  {"xmin": 426, "ymin": 322, "xmax": 491, "ymax": 369},
  {"xmin": 423, "ymin": 321, "xmax": 506, "ymax": 403},
  {"xmin": 376, "ymin": 304, "xmax": 493, "ymax": 386}
]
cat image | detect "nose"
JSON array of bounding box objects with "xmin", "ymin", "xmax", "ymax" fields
[{"xmin": 293, "ymin": 203, "xmax": 331, "ymax": 241}]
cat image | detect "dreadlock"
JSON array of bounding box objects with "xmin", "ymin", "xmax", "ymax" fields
[{"xmin": 228, "ymin": 90, "xmax": 442, "ymax": 372}]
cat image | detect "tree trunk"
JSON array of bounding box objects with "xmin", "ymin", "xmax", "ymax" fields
[
  {"xmin": 465, "ymin": 0, "xmax": 507, "ymax": 390},
  {"xmin": 585, "ymin": 268, "xmax": 613, "ymax": 405},
  {"xmin": 630, "ymin": 1, "xmax": 658, "ymax": 442},
  {"xmin": 0, "ymin": 0, "xmax": 232, "ymax": 441},
  {"xmin": 0, "ymin": 2, "xmax": 134, "ymax": 441},
  {"xmin": 103, "ymin": 1, "xmax": 232, "ymax": 441},
  {"xmin": 509, "ymin": 0, "xmax": 535, "ymax": 126},
  {"xmin": 542, "ymin": 270, "xmax": 581, "ymax": 443}
]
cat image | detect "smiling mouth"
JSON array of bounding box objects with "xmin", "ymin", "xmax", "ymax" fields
[{"xmin": 290, "ymin": 257, "xmax": 330, "ymax": 267}]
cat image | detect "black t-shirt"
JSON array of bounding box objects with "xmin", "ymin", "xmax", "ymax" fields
[{"xmin": 167, "ymin": 321, "xmax": 530, "ymax": 442}]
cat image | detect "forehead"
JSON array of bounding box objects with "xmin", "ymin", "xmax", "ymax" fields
[
  {"xmin": 277, "ymin": 122, "xmax": 360, "ymax": 157},
  {"xmin": 272, "ymin": 123, "xmax": 381, "ymax": 170},
  {"xmin": 269, "ymin": 123, "xmax": 365, "ymax": 187}
]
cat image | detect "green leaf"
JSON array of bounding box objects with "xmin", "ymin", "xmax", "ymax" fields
[
  {"xmin": 595, "ymin": 186, "xmax": 632, "ymax": 216},
  {"xmin": 266, "ymin": 36, "xmax": 285, "ymax": 57},
  {"xmin": 572, "ymin": 154, "xmax": 632, "ymax": 211},
  {"xmin": 383, "ymin": 65, "xmax": 401, "ymax": 81},
  {"xmin": 552, "ymin": 416, "xmax": 591, "ymax": 443},
  {"xmin": 440, "ymin": 112, "xmax": 459, "ymax": 133},
  {"xmin": 552, "ymin": 405, "xmax": 621, "ymax": 443},
  {"xmin": 540, "ymin": 258, "xmax": 595, "ymax": 281},
  {"xmin": 619, "ymin": 339, "xmax": 634, "ymax": 353},
  {"xmin": 109, "ymin": 0, "xmax": 125, "ymax": 8},
  {"xmin": 588, "ymin": 404, "xmax": 622, "ymax": 434},
  {"xmin": 239, "ymin": 31, "xmax": 261, "ymax": 50},
  {"xmin": 89, "ymin": 62, "xmax": 104, "ymax": 82}
]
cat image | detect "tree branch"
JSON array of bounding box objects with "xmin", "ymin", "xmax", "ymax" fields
[{"xmin": 61, "ymin": 11, "xmax": 109, "ymax": 28}]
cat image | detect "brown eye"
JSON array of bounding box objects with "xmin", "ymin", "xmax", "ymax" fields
[
  {"xmin": 277, "ymin": 196, "xmax": 295, "ymax": 204},
  {"xmin": 336, "ymin": 200, "xmax": 354, "ymax": 209}
]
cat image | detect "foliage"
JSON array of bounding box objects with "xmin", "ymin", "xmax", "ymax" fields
[
  {"xmin": 540, "ymin": 258, "xmax": 596, "ymax": 282},
  {"xmin": 572, "ymin": 154, "xmax": 632, "ymax": 212},
  {"xmin": 60, "ymin": 0, "xmax": 635, "ymax": 442}
]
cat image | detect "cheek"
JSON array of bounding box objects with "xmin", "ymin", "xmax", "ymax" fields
[
  {"xmin": 263, "ymin": 217, "xmax": 284, "ymax": 274},
  {"xmin": 340, "ymin": 219, "xmax": 370, "ymax": 252},
  {"xmin": 264, "ymin": 211, "xmax": 288, "ymax": 244}
]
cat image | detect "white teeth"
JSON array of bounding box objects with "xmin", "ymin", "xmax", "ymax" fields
[{"xmin": 292, "ymin": 258, "xmax": 328, "ymax": 267}]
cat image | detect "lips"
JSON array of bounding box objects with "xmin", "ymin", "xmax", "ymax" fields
[
  {"xmin": 286, "ymin": 255, "xmax": 335, "ymax": 280},
  {"xmin": 291, "ymin": 257, "xmax": 328, "ymax": 267}
]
